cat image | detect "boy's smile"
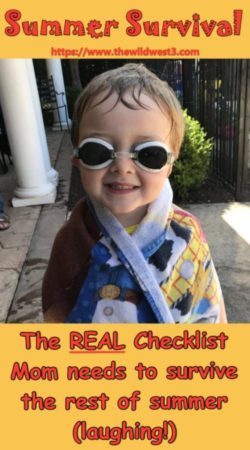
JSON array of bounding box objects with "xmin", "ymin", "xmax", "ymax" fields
[{"xmin": 74, "ymin": 91, "xmax": 173, "ymax": 227}]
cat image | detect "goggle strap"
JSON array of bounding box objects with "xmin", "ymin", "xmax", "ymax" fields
[{"xmin": 168, "ymin": 154, "xmax": 176, "ymax": 164}]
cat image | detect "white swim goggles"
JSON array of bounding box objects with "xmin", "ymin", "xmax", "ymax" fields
[{"xmin": 74, "ymin": 137, "xmax": 175, "ymax": 173}]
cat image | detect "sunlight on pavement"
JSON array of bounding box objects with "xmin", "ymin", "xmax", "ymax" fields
[{"xmin": 222, "ymin": 203, "xmax": 250, "ymax": 245}]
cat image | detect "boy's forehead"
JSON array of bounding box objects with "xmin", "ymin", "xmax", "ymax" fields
[
  {"xmin": 86, "ymin": 89, "xmax": 164, "ymax": 115},
  {"xmin": 78, "ymin": 90, "xmax": 172, "ymax": 144}
]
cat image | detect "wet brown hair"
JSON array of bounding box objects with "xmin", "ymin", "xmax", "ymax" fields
[{"xmin": 71, "ymin": 63, "xmax": 185, "ymax": 157}]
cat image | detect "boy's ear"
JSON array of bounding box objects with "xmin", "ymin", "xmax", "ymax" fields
[
  {"xmin": 167, "ymin": 165, "xmax": 173, "ymax": 177},
  {"xmin": 71, "ymin": 155, "xmax": 79, "ymax": 168}
]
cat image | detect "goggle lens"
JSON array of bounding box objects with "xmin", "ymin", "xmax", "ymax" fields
[
  {"xmin": 78, "ymin": 141, "xmax": 111, "ymax": 167},
  {"xmin": 136, "ymin": 145, "xmax": 168, "ymax": 170}
]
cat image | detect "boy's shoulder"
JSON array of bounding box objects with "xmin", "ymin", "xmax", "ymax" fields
[
  {"xmin": 50, "ymin": 197, "xmax": 100, "ymax": 266},
  {"xmin": 171, "ymin": 204, "xmax": 207, "ymax": 244},
  {"xmin": 65, "ymin": 197, "xmax": 99, "ymax": 238}
]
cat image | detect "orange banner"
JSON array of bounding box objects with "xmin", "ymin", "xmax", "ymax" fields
[
  {"xmin": 1, "ymin": 324, "xmax": 249, "ymax": 449},
  {"xmin": 0, "ymin": 0, "xmax": 249, "ymax": 58}
]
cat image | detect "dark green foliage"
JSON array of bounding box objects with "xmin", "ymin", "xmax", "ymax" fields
[{"xmin": 171, "ymin": 110, "xmax": 213, "ymax": 200}]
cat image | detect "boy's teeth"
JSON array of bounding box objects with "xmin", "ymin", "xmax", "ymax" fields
[{"xmin": 111, "ymin": 184, "xmax": 133, "ymax": 190}]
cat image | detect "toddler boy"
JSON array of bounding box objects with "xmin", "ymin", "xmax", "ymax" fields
[{"xmin": 42, "ymin": 63, "xmax": 227, "ymax": 323}]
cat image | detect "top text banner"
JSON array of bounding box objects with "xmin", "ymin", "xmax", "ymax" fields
[{"xmin": 0, "ymin": 0, "xmax": 249, "ymax": 58}]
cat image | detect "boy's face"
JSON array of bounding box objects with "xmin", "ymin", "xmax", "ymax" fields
[{"xmin": 74, "ymin": 91, "xmax": 173, "ymax": 226}]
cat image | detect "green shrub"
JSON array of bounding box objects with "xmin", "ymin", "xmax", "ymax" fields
[{"xmin": 171, "ymin": 110, "xmax": 213, "ymax": 201}]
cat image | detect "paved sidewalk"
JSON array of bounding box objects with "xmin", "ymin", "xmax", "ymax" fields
[
  {"xmin": 186, "ymin": 202, "xmax": 250, "ymax": 322},
  {"xmin": 0, "ymin": 131, "xmax": 249, "ymax": 322},
  {"xmin": 0, "ymin": 130, "xmax": 71, "ymax": 323}
]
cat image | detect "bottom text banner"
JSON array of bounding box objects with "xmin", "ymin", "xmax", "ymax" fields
[{"xmin": 0, "ymin": 324, "xmax": 249, "ymax": 449}]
